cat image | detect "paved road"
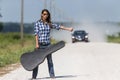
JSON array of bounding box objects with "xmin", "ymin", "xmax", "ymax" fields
[{"xmin": 0, "ymin": 42, "xmax": 120, "ymax": 80}]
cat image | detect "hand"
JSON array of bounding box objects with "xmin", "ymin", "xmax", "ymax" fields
[{"xmin": 36, "ymin": 44, "xmax": 39, "ymax": 49}]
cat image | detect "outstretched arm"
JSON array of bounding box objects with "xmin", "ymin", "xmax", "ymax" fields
[{"xmin": 60, "ymin": 26, "xmax": 73, "ymax": 32}]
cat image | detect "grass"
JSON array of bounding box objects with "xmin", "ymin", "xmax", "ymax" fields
[
  {"xmin": 0, "ymin": 32, "xmax": 35, "ymax": 67},
  {"xmin": 0, "ymin": 32, "xmax": 57, "ymax": 67},
  {"xmin": 107, "ymin": 32, "xmax": 120, "ymax": 43}
]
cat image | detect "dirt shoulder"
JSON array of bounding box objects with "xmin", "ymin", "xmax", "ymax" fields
[{"xmin": 0, "ymin": 63, "xmax": 21, "ymax": 77}]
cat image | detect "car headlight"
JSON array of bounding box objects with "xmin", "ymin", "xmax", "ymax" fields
[
  {"xmin": 72, "ymin": 36, "xmax": 75, "ymax": 38},
  {"xmin": 85, "ymin": 35, "xmax": 88, "ymax": 38}
]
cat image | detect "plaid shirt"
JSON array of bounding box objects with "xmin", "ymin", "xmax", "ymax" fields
[{"xmin": 34, "ymin": 20, "xmax": 60, "ymax": 44}]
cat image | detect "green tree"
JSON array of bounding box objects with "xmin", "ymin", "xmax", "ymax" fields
[{"xmin": 0, "ymin": 22, "xmax": 3, "ymax": 32}]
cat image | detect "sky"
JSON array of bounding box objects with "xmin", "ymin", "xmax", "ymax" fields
[{"xmin": 0, "ymin": 0, "xmax": 120, "ymax": 23}]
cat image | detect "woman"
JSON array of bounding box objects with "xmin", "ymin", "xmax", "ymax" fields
[{"xmin": 32, "ymin": 9, "xmax": 73, "ymax": 80}]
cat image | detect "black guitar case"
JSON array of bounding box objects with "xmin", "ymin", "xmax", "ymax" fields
[{"xmin": 20, "ymin": 41, "xmax": 65, "ymax": 71}]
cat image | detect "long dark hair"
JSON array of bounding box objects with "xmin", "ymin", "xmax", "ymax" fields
[{"xmin": 41, "ymin": 9, "xmax": 52, "ymax": 24}]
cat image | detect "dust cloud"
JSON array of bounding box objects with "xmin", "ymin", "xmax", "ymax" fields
[{"xmin": 51, "ymin": 22, "xmax": 120, "ymax": 43}]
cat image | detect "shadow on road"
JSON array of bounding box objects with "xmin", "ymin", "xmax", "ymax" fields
[{"xmin": 38, "ymin": 75, "xmax": 78, "ymax": 79}]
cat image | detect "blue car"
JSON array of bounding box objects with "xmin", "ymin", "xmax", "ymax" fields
[{"xmin": 72, "ymin": 30, "xmax": 89, "ymax": 43}]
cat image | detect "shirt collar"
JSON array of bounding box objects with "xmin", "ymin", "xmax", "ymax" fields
[{"xmin": 40, "ymin": 19, "xmax": 48, "ymax": 25}]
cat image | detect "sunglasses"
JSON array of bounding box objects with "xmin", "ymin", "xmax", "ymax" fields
[{"xmin": 43, "ymin": 13, "xmax": 48, "ymax": 16}]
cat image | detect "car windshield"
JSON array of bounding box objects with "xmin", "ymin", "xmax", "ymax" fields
[{"xmin": 74, "ymin": 31, "xmax": 85, "ymax": 35}]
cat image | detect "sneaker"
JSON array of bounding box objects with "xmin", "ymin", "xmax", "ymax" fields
[
  {"xmin": 50, "ymin": 74, "xmax": 55, "ymax": 78},
  {"xmin": 31, "ymin": 78, "xmax": 36, "ymax": 80},
  {"xmin": 50, "ymin": 76, "xmax": 55, "ymax": 79}
]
